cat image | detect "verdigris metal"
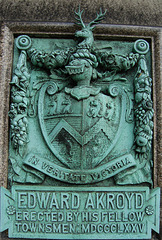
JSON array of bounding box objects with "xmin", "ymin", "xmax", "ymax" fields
[
  {"xmin": 0, "ymin": 186, "xmax": 160, "ymax": 239},
  {"xmin": 0, "ymin": 8, "xmax": 160, "ymax": 240}
]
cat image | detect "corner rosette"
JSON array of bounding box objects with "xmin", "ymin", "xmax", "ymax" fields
[{"xmin": 16, "ymin": 35, "xmax": 32, "ymax": 50}]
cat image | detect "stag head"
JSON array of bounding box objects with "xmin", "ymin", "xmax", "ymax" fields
[{"xmin": 75, "ymin": 7, "xmax": 107, "ymax": 48}]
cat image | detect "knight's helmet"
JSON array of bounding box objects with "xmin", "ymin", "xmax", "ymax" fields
[{"xmin": 65, "ymin": 49, "xmax": 98, "ymax": 77}]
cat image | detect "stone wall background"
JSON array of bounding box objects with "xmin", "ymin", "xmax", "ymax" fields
[
  {"xmin": 0, "ymin": 0, "xmax": 162, "ymax": 26},
  {"xmin": 0, "ymin": 0, "xmax": 161, "ymax": 240}
]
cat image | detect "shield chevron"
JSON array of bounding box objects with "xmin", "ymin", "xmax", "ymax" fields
[{"xmin": 38, "ymin": 82, "xmax": 126, "ymax": 170}]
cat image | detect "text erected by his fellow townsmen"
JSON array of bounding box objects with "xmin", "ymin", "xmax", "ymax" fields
[{"xmin": 3, "ymin": 186, "xmax": 159, "ymax": 239}]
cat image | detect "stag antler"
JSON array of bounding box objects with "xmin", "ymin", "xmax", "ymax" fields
[
  {"xmin": 74, "ymin": 6, "xmax": 85, "ymax": 28},
  {"xmin": 88, "ymin": 8, "xmax": 107, "ymax": 29}
]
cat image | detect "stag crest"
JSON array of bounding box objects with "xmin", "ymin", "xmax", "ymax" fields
[
  {"xmin": 74, "ymin": 7, "xmax": 107, "ymax": 49},
  {"xmin": 75, "ymin": 7, "xmax": 107, "ymax": 30}
]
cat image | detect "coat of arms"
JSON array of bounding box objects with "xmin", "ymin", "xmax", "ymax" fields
[
  {"xmin": 0, "ymin": 7, "xmax": 160, "ymax": 240},
  {"xmin": 8, "ymin": 8, "xmax": 153, "ymax": 185}
]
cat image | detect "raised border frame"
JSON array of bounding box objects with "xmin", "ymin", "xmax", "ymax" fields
[{"xmin": 0, "ymin": 22, "xmax": 161, "ymax": 240}]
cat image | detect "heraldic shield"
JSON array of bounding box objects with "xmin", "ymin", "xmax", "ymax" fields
[{"xmin": 38, "ymin": 81, "xmax": 127, "ymax": 171}]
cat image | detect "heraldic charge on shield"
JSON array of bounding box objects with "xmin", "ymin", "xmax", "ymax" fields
[{"xmin": 8, "ymin": 8, "xmax": 154, "ymax": 186}]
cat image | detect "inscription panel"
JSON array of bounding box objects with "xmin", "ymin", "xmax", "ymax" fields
[{"xmin": 0, "ymin": 186, "xmax": 160, "ymax": 239}]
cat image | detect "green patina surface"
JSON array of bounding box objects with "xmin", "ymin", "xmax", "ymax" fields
[
  {"xmin": 0, "ymin": 186, "xmax": 160, "ymax": 239},
  {"xmin": 0, "ymin": 7, "xmax": 160, "ymax": 240}
]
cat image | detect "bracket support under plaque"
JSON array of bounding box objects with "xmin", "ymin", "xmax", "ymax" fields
[{"xmin": 0, "ymin": 7, "xmax": 160, "ymax": 240}]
